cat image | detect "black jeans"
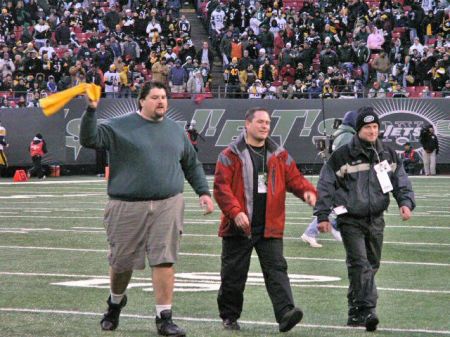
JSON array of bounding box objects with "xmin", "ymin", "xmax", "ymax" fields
[
  {"xmin": 217, "ymin": 236, "xmax": 295, "ymax": 323},
  {"xmin": 29, "ymin": 155, "xmax": 44, "ymax": 178},
  {"xmin": 340, "ymin": 218, "xmax": 384, "ymax": 312}
]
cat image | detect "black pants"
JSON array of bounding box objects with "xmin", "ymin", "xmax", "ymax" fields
[
  {"xmin": 340, "ymin": 218, "xmax": 384, "ymax": 312},
  {"xmin": 29, "ymin": 155, "xmax": 44, "ymax": 178},
  {"xmin": 218, "ymin": 236, "xmax": 295, "ymax": 323}
]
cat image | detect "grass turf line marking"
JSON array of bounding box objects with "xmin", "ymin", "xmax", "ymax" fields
[
  {"xmin": 2, "ymin": 229, "xmax": 449, "ymax": 247},
  {"xmin": 0, "ymin": 308, "xmax": 449, "ymax": 335},
  {"xmin": 1, "ymin": 272, "xmax": 449, "ymax": 294},
  {"xmin": 0, "ymin": 245, "xmax": 448, "ymax": 267}
]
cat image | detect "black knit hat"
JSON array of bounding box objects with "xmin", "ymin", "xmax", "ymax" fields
[{"xmin": 356, "ymin": 106, "xmax": 380, "ymax": 132}]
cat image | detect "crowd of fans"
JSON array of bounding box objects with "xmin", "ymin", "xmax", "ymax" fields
[{"xmin": 0, "ymin": 0, "xmax": 449, "ymax": 107}]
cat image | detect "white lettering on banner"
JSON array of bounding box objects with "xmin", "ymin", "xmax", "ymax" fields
[{"xmin": 52, "ymin": 273, "xmax": 341, "ymax": 292}]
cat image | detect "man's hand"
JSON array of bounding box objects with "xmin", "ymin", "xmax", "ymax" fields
[
  {"xmin": 399, "ymin": 206, "xmax": 411, "ymax": 221},
  {"xmin": 85, "ymin": 94, "xmax": 98, "ymax": 109},
  {"xmin": 234, "ymin": 212, "xmax": 250, "ymax": 231},
  {"xmin": 199, "ymin": 195, "xmax": 214, "ymax": 215},
  {"xmin": 318, "ymin": 221, "xmax": 331, "ymax": 233},
  {"xmin": 304, "ymin": 191, "xmax": 316, "ymax": 207}
]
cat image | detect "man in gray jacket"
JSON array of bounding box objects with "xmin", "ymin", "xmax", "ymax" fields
[{"xmin": 315, "ymin": 107, "xmax": 415, "ymax": 332}]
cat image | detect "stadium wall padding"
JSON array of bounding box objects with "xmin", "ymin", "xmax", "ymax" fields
[{"xmin": 1, "ymin": 98, "xmax": 449, "ymax": 166}]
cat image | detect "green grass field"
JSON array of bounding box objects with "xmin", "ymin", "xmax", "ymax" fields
[{"xmin": 0, "ymin": 176, "xmax": 449, "ymax": 337}]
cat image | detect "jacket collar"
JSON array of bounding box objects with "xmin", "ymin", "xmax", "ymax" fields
[
  {"xmin": 349, "ymin": 134, "xmax": 384, "ymax": 160},
  {"xmin": 230, "ymin": 131, "xmax": 284, "ymax": 157}
]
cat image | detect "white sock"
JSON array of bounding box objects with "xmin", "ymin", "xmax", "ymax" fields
[
  {"xmin": 156, "ymin": 304, "xmax": 172, "ymax": 318},
  {"xmin": 110, "ymin": 291, "xmax": 125, "ymax": 304}
]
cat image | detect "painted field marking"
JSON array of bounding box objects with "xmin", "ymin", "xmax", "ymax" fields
[
  {"xmin": 0, "ymin": 245, "xmax": 448, "ymax": 267},
  {"xmin": 2, "ymin": 272, "xmax": 449, "ymax": 295},
  {"xmin": 0, "ymin": 308, "xmax": 449, "ymax": 335},
  {"xmin": 1, "ymin": 228, "xmax": 449, "ymax": 247}
]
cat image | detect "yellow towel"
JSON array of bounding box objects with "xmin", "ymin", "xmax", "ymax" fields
[{"xmin": 40, "ymin": 83, "xmax": 101, "ymax": 116}]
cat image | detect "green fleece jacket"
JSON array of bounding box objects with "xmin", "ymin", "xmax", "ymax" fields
[{"xmin": 80, "ymin": 107, "xmax": 210, "ymax": 200}]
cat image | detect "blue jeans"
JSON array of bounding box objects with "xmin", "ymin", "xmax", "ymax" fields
[{"xmin": 304, "ymin": 217, "xmax": 338, "ymax": 238}]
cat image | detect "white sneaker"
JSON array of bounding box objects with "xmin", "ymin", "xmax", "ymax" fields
[
  {"xmin": 331, "ymin": 228, "xmax": 342, "ymax": 242},
  {"xmin": 301, "ymin": 233, "xmax": 322, "ymax": 248}
]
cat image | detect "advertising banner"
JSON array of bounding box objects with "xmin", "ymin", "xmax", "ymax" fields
[{"xmin": 0, "ymin": 98, "xmax": 448, "ymax": 166}]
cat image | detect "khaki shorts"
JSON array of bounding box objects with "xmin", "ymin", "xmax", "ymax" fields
[{"xmin": 103, "ymin": 194, "xmax": 185, "ymax": 272}]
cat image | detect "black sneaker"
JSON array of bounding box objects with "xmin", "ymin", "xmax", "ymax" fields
[
  {"xmin": 347, "ymin": 307, "xmax": 365, "ymax": 327},
  {"xmin": 365, "ymin": 312, "xmax": 379, "ymax": 332},
  {"xmin": 279, "ymin": 307, "xmax": 303, "ymax": 332},
  {"xmin": 222, "ymin": 318, "xmax": 240, "ymax": 330},
  {"xmin": 155, "ymin": 310, "xmax": 186, "ymax": 336},
  {"xmin": 100, "ymin": 295, "xmax": 127, "ymax": 331}
]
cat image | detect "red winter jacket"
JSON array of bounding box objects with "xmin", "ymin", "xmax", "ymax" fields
[{"xmin": 214, "ymin": 132, "xmax": 317, "ymax": 238}]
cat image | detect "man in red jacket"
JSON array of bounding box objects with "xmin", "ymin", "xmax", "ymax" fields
[{"xmin": 213, "ymin": 107, "xmax": 317, "ymax": 333}]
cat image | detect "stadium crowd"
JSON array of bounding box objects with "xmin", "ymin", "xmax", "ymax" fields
[{"xmin": 0, "ymin": 0, "xmax": 449, "ymax": 106}]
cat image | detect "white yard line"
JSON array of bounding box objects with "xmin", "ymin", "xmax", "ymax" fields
[
  {"xmin": 1, "ymin": 271, "xmax": 449, "ymax": 294},
  {"xmin": 0, "ymin": 308, "xmax": 449, "ymax": 335},
  {"xmin": 1, "ymin": 228, "xmax": 449, "ymax": 247},
  {"xmin": 0, "ymin": 245, "xmax": 448, "ymax": 267}
]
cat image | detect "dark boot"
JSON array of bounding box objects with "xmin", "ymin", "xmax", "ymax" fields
[
  {"xmin": 155, "ymin": 310, "xmax": 186, "ymax": 336},
  {"xmin": 100, "ymin": 295, "xmax": 127, "ymax": 331},
  {"xmin": 279, "ymin": 307, "xmax": 303, "ymax": 332},
  {"xmin": 347, "ymin": 307, "xmax": 365, "ymax": 327}
]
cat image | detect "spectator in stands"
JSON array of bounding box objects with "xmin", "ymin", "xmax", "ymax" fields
[
  {"xmin": 276, "ymin": 78, "xmax": 293, "ymax": 99},
  {"xmin": 392, "ymin": 83, "xmax": 409, "ymax": 98},
  {"xmin": 321, "ymin": 79, "xmax": 334, "ymax": 98},
  {"xmin": 409, "ymin": 37, "xmax": 425, "ymax": 56},
  {"xmin": 258, "ymin": 25, "xmax": 274, "ymax": 56},
  {"xmin": 151, "ymin": 58, "xmax": 170, "ymax": 85},
  {"xmin": 258, "ymin": 57, "xmax": 276, "ymax": 82},
  {"xmin": 224, "ymin": 57, "xmax": 241, "ymax": 98},
  {"xmin": 319, "ymin": 45, "xmax": 339, "ymax": 73},
  {"xmin": 187, "ymin": 70, "xmax": 206, "ymax": 94},
  {"xmin": 355, "ymin": 39, "xmax": 371, "ymax": 85},
  {"xmin": 24, "ymin": 50, "xmax": 42, "ymax": 77},
  {"xmin": 169, "ymin": 59, "xmax": 188, "ymax": 93},
  {"xmin": 55, "ymin": 20, "xmax": 71, "ymax": 46},
  {"xmin": 220, "ymin": 29, "xmax": 233, "ymax": 66},
  {"xmin": 420, "ymin": 86, "xmax": 432, "ymax": 98},
  {"xmin": 196, "ymin": 41, "xmax": 214, "ymax": 71},
  {"xmin": 441, "ymin": 79, "xmax": 450, "ymax": 97},
  {"xmin": 402, "ymin": 142, "xmax": 420, "ymax": 175},
  {"xmin": 239, "ymin": 63, "xmax": 256, "ymax": 95},
  {"xmin": 372, "ymin": 52, "xmax": 391, "ymax": 82},
  {"xmin": 338, "ymin": 41, "xmax": 356, "ymax": 73},
  {"xmin": 34, "ymin": 18, "xmax": 51, "ymax": 49},
  {"xmin": 178, "ymin": 15, "xmax": 191, "ymax": 35},
  {"xmin": 46, "ymin": 75, "xmax": 57, "ymax": 93},
  {"xmin": 122, "ymin": 35, "xmax": 140, "ymax": 62},
  {"xmin": 429, "ymin": 60, "xmax": 447, "ymax": 91},
  {"xmin": 0, "ymin": 52, "xmax": 15, "ymax": 79},
  {"xmin": 182, "ymin": 56, "xmax": 196, "ymax": 79},
  {"xmin": 368, "ymin": 81, "xmax": 386, "ymax": 98},
  {"xmin": 104, "ymin": 64, "xmax": 120, "ymax": 98},
  {"xmin": 247, "ymin": 79, "xmax": 264, "ymax": 98},
  {"xmin": 308, "ymin": 81, "xmax": 321, "ymax": 99},
  {"xmin": 280, "ymin": 63, "xmax": 295, "ymax": 84},
  {"xmin": 366, "ymin": 26, "xmax": 385, "ymax": 53}
]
